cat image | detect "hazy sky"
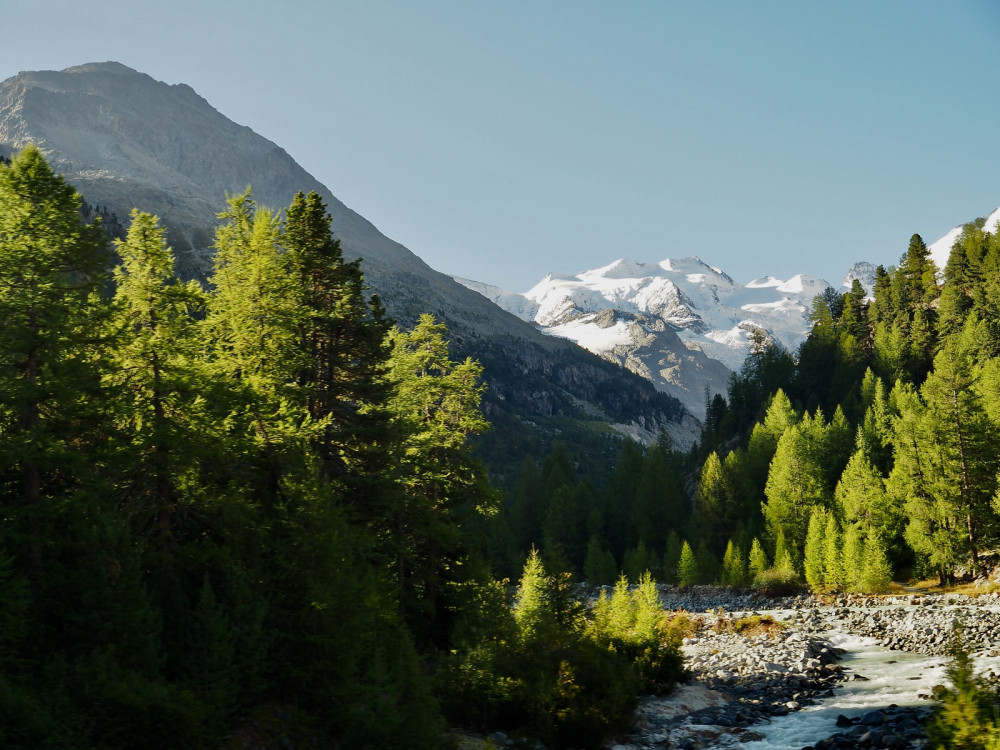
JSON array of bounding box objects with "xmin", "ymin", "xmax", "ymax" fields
[{"xmin": 4, "ymin": 1, "xmax": 1000, "ymax": 291}]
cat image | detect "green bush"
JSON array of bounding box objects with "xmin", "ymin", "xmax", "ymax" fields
[
  {"xmin": 926, "ymin": 628, "xmax": 1000, "ymax": 749},
  {"xmin": 753, "ymin": 566, "xmax": 802, "ymax": 596},
  {"xmin": 547, "ymin": 640, "xmax": 639, "ymax": 749},
  {"xmin": 442, "ymin": 554, "xmax": 649, "ymax": 749},
  {"xmin": 72, "ymin": 652, "xmax": 218, "ymax": 750},
  {"xmin": 587, "ymin": 574, "xmax": 688, "ymax": 694}
]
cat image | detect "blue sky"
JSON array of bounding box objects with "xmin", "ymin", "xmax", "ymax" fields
[{"xmin": 4, "ymin": 1, "xmax": 1000, "ymax": 291}]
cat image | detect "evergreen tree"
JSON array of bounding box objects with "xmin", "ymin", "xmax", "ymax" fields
[
  {"xmin": 821, "ymin": 406, "xmax": 854, "ymax": 486},
  {"xmin": 721, "ymin": 539, "xmax": 747, "ymax": 587},
  {"xmin": 543, "ymin": 482, "xmax": 590, "ymax": 573},
  {"xmin": 694, "ymin": 451, "xmax": 731, "ymax": 553},
  {"xmin": 803, "ymin": 507, "xmax": 827, "ymax": 591},
  {"xmin": 107, "ymin": 210, "xmax": 208, "ymax": 554},
  {"xmin": 0, "ymin": 145, "xmax": 114, "ymax": 659},
  {"xmin": 661, "ymin": 531, "xmax": 681, "ymax": 585},
  {"xmin": 743, "ymin": 389, "xmax": 800, "ymax": 494},
  {"xmin": 0, "ymin": 144, "xmax": 109, "ymax": 535},
  {"xmin": 509, "ymin": 456, "xmax": 546, "ymax": 555},
  {"xmin": 623, "ymin": 540, "xmax": 657, "ymax": 581},
  {"xmin": 383, "ymin": 314, "xmax": 495, "ymax": 643},
  {"xmin": 857, "ymin": 369, "xmax": 894, "ymax": 475},
  {"xmin": 842, "ymin": 525, "xmax": 864, "ymax": 592},
  {"xmin": 839, "ymin": 278, "xmax": 870, "ymax": 343},
  {"xmin": 835, "ymin": 443, "xmax": 897, "ymax": 542},
  {"xmin": 937, "ymin": 225, "xmax": 979, "ymax": 337},
  {"xmin": 283, "ymin": 190, "xmax": 392, "ymax": 482},
  {"xmin": 583, "ymin": 535, "xmax": 618, "ymax": 585},
  {"xmin": 695, "ymin": 539, "xmax": 718, "ymax": 584},
  {"xmin": 916, "ymin": 318, "xmax": 999, "ymax": 577},
  {"xmin": 631, "ymin": 444, "xmax": 684, "ymax": 552},
  {"xmin": 823, "ymin": 514, "xmax": 844, "ymax": 590},
  {"xmin": 773, "ymin": 532, "xmax": 796, "ymax": 575},
  {"xmin": 205, "ymin": 189, "xmax": 298, "ymax": 397},
  {"xmin": 890, "ymin": 380, "xmax": 957, "ymax": 583},
  {"xmin": 721, "ymin": 448, "xmax": 760, "ymax": 535},
  {"xmin": 871, "ymin": 320, "xmax": 910, "ymax": 384},
  {"xmin": 676, "ymin": 541, "xmax": 698, "ymax": 588},
  {"xmin": 859, "ymin": 534, "xmax": 893, "ymax": 593},
  {"xmin": 763, "ymin": 417, "xmax": 829, "ymax": 545},
  {"xmin": 601, "ymin": 440, "xmax": 643, "ymax": 561},
  {"xmin": 513, "ymin": 548, "xmax": 554, "ymax": 642},
  {"xmin": 748, "ymin": 537, "xmax": 769, "ymax": 583}
]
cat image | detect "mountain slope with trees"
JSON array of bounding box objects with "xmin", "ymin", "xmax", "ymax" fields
[
  {"xmin": 0, "ymin": 62, "xmax": 698, "ymax": 483},
  {"xmin": 672, "ymin": 224, "xmax": 1000, "ymax": 591},
  {"xmin": 0, "ymin": 146, "xmax": 692, "ymax": 749},
  {"xmin": 473, "ymin": 219, "xmax": 1000, "ymax": 600}
]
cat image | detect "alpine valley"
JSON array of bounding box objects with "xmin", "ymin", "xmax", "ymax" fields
[
  {"xmin": 0, "ymin": 62, "xmax": 694, "ymax": 479},
  {"xmin": 7, "ymin": 60, "xmax": 1000, "ymax": 750},
  {"xmin": 0, "ymin": 62, "xmax": 993, "ymax": 460}
]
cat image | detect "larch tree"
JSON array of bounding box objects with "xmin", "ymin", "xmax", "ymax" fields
[
  {"xmin": 889, "ymin": 382, "xmax": 957, "ymax": 582},
  {"xmin": 0, "ymin": 145, "xmax": 109, "ymax": 576},
  {"xmin": 835, "ymin": 441, "xmax": 897, "ymax": 543},
  {"xmin": 841, "ymin": 525, "xmax": 864, "ymax": 592},
  {"xmin": 206, "ymin": 189, "xmax": 299, "ymax": 396},
  {"xmin": 822, "ymin": 514, "xmax": 844, "ymax": 590},
  {"xmin": 677, "ymin": 541, "xmax": 698, "ymax": 588},
  {"xmin": 748, "ymin": 537, "xmax": 768, "ymax": 583},
  {"xmin": 916, "ymin": 319, "xmax": 999, "ymax": 577},
  {"xmin": 763, "ymin": 419, "xmax": 828, "ymax": 546},
  {"xmin": 803, "ymin": 507, "xmax": 828, "ymax": 591},
  {"xmin": 383, "ymin": 314, "xmax": 495, "ymax": 644},
  {"xmin": 107, "ymin": 209, "xmax": 207, "ymax": 553}
]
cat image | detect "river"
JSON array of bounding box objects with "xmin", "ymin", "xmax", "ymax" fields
[{"xmin": 741, "ymin": 611, "xmax": 1000, "ymax": 749}]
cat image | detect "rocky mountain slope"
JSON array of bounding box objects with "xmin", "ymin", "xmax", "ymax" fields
[{"xmin": 0, "ymin": 62, "xmax": 698, "ymax": 469}]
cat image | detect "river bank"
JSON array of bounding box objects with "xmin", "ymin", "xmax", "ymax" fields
[
  {"xmin": 461, "ymin": 586, "xmax": 1000, "ymax": 750},
  {"xmin": 611, "ymin": 585, "xmax": 1000, "ymax": 750}
]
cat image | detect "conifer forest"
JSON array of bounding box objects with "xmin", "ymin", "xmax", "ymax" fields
[{"xmin": 3, "ymin": 144, "xmax": 1000, "ymax": 747}]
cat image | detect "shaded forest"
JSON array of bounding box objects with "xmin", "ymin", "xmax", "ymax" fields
[
  {"xmin": 0, "ymin": 146, "xmax": 688, "ymax": 749},
  {"xmin": 6, "ymin": 142, "xmax": 1000, "ymax": 749}
]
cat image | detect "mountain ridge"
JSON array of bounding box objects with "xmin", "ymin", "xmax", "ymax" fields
[
  {"xmin": 457, "ymin": 256, "xmax": 837, "ymax": 416},
  {"xmin": 0, "ymin": 62, "xmax": 698, "ymax": 467}
]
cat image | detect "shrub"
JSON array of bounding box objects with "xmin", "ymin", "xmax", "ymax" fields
[
  {"xmin": 926, "ymin": 627, "xmax": 1000, "ymax": 749},
  {"xmin": 753, "ymin": 566, "xmax": 802, "ymax": 597},
  {"xmin": 586, "ymin": 574, "xmax": 688, "ymax": 695},
  {"xmin": 444, "ymin": 555, "xmax": 643, "ymax": 749},
  {"xmin": 713, "ymin": 614, "xmax": 783, "ymax": 639}
]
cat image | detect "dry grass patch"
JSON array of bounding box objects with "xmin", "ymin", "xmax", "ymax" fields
[
  {"xmin": 663, "ymin": 611, "xmax": 703, "ymax": 641},
  {"xmin": 713, "ymin": 614, "xmax": 784, "ymax": 639}
]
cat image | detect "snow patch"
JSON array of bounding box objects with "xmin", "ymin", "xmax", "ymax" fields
[{"xmin": 928, "ymin": 206, "xmax": 1000, "ymax": 277}]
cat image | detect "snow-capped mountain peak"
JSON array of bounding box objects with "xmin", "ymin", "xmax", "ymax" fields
[{"xmin": 457, "ymin": 257, "xmax": 835, "ymax": 418}]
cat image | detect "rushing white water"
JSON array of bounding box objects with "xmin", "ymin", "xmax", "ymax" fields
[{"xmin": 738, "ymin": 628, "xmax": 947, "ymax": 750}]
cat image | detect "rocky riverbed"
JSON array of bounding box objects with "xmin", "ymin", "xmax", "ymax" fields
[
  {"xmin": 821, "ymin": 592, "xmax": 1000, "ymax": 658},
  {"xmin": 609, "ymin": 614, "xmax": 845, "ymax": 749},
  {"xmin": 611, "ymin": 586, "xmax": 1000, "ymax": 750},
  {"xmin": 469, "ymin": 586, "xmax": 1000, "ymax": 750}
]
